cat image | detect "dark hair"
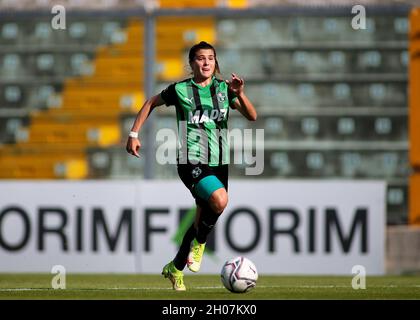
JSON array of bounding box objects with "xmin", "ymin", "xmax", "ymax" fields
[{"xmin": 188, "ymin": 41, "xmax": 220, "ymax": 74}]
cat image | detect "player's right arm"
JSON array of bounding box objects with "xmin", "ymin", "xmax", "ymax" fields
[{"xmin": 126, "ymin": 94, "xmax": 165, "ymax": 157}]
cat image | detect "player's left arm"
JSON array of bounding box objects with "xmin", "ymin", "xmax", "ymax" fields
[{"xmin": 227, "ymin": 73, "xmax": 257, "ymax": 121}]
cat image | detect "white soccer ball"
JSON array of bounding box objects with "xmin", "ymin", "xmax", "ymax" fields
[{"xmin": 220, "ymin": 256, "xmax": 258, "ymax": 293}]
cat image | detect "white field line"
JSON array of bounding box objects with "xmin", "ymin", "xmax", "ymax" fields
[{"xmin": 0, "ymin": 285, "xmax": 420, "ymax": 292}]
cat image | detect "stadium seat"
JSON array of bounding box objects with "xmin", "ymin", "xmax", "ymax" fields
[
  {"xmin": 387, "ymin": 184, "xmax": 408, "ymax": 224},
  {"xmin": 87, "ymin": 146, "xmax": 147, "ymax": 179},
  {"xmin": 0, "ymin": 53, "xmax": 23, "ymax": 79},
  {"xmin": 0, "ymin": 117, "xmax": 25, "ymax": 143},
  {"xmin": 270, "ymin": 151, "xmax": 292, "ymax": 175},
  {"xmin": 0, "ymin": 22, "xmax": 20, "ymax": 45},
  {"xmin": 0, "ymin": 84, "xmax": 26, "ymax": 108}
]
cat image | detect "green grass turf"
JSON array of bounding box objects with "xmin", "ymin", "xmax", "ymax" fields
[{"xmin": 0, "ymin": 274, "xmax": 419, "ymax": 300}]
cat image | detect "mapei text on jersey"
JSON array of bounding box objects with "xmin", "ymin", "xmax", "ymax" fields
[{"xmin": 188, "ymin": 109, "xmax": 228, "ymax": 124}]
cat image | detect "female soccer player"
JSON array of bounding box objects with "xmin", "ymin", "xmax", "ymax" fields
[{"xmin": 126, "ymin": 41, "xmax": 257, "ymax": 291}]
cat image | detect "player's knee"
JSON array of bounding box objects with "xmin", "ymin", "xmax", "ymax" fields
[{"xmin": 209, "ymin": 189, "xmax": 228, "ymax": 214}]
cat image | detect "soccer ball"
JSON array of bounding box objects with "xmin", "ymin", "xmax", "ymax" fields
[{"xmin": 220, "ymin": 256, "xmax": 258, "ymax": 293}]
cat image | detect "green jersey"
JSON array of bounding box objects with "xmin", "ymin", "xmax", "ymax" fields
[{"xmin": 160, "ymin": 76, "xmax": 237, "ymax": 166}]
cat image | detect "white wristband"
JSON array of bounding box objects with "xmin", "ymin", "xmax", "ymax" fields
[{"xmin": 129, "ymin": 131, "xmax": 138, "ymax": 138}]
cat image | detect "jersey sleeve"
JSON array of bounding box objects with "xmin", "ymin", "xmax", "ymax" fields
[{"xmin": 160, "ymin": 83, "xmax": 177, "ymax": 107}]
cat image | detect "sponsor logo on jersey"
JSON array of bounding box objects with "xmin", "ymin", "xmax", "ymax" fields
[
  {"xmin": 217, "ymin": 92, "xmax": 226, "ymax": 103},
  {"xmin": 191, "ymin": 167, "xmax": 202, "ymax": 178},
  {"xmin": 188, "ymin": 109, "xmax": 227, "ymax": 124},
  {"xmin": 184, "ymin": 96, "xmax": 194, "ymax": 104}
]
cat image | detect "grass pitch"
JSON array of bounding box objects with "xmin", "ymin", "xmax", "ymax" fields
[{"xmin": 0, "ymin": 274, "xmax": 419, "ymax": 300}]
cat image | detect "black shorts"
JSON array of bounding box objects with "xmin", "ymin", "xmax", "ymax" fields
[{"xmin": 177, "ymin": 164, "xmax": 228, "ymax": 206}]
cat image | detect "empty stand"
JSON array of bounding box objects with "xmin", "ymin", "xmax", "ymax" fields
[
  {"xmin": 0, "ymin": 6, "xmax": 411, "ymax": 223},
  {"xmin": 0, "ymin": 16, "xmax": 143, "ymax": 179},
  {"xmin": 155, "ymin": 11, "xmax": 410, "ymax": 223}
]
